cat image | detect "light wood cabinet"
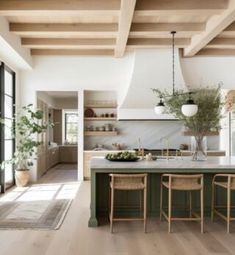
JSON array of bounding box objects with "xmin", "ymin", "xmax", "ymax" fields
[
  {"xmin": 48, "ymin": 147, "xmax": 59, "ymax": 168},
  {"xmin": 180, "ymin": 150, "xmax": 226, "ymax": 156},
  {"xmin": 84, "ymin": 151, "xmax": 108, "ymax": 180},
  {"xmin": 37, "ymin": 152, "xmax": 47, "ymax": 177},
  {"xmin": 83, "ymin": 151, "xmax": 129, "ymax": 180},
  {"xmin": 59, "ymin": 146, "xmax": 77, "ymax": 163}
]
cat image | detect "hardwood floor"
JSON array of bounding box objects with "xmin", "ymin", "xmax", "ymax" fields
[{"xmin": 0, "ymin": 164, "xmax": 235, "ymax": 255}]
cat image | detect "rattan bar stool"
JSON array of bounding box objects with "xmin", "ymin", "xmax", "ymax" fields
[
  {"xmin": 160, "ymin": 174, "xmax": 204, "ymax": 233},
  {"xmin": 109, "ymin": 173, "xmax": 147, "ymax": 233},
  {"xmin": 211, "ymin": 174, "xmax": 235, "ymax": 233}
]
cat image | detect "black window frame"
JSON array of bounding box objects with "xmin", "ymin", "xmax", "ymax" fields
[{"xmin": 0, "ymin": 62, "xmax": 16, "ymax": 193}]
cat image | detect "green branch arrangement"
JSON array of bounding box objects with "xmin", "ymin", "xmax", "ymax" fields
[
  {"xmin": 152, "ymin": 85, "xmax": 223, "ymax": 137},
  {"xmin": 0, "ymin": 104, "xmax": 53, "ymax": 171}
]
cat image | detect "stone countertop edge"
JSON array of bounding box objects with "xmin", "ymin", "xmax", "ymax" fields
[{"xmin": 90, "ymin": 156, "xmax": 235, "ymax": 170}]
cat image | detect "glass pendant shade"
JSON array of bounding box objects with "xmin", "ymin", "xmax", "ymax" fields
[
  {"xmin": 181, "ymin": 99, "xmax": 198, "ymax": 117},
  {"xmin": 154, "ymin": 101, "xmax": 165, "ymax": 114}
]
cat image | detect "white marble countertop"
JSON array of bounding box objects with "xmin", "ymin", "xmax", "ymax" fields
[{"xmin": 90, "ymin": 156, "xmax": 235, "ymax": 170}]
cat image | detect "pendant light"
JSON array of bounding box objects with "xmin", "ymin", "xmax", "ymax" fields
[
  {"xmin": 181, "ymin": 92, "xmax": 198, "ymax": 117},
  {"xmin": 154, "ymin": 31, "xmax": 198, "ymax": 117},
  {"xmin": 154, "ymin": 96, "xmax": 165, "ymax": 114}
]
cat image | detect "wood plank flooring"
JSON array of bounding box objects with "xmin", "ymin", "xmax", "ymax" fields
[{"xmin": 0, "ymin": 164, "xmax": 234, "ymax": 255}]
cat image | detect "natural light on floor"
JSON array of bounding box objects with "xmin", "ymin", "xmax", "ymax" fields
[{"xmin": 0, "ymin": 182, "xmax": 81, "ymax": 202}]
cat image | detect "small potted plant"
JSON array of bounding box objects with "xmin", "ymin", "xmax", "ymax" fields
[{"xmin": 0, "ymin": 104, "xmax": 52, "ymax": 187}]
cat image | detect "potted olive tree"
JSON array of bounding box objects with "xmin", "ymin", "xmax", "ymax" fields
[
  {"xmin": 153, "ymin": 86, "xmax": 223, "ymax": 160},
  {"xmin": 0, "ymin": 104, "xmax": 52, "ymax": 187}
]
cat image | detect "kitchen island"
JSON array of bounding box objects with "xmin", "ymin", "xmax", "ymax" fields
[{"xmin": 88, "ymin": 156, "xmax": 235, "ymax": 227}]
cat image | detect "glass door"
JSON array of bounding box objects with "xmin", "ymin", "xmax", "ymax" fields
[{"xmin": 0, "ymin": 63, "xmax": 15, "ymax": 192}]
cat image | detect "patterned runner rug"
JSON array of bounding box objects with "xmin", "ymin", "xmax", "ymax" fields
[{"xmin": 0, "ymin": 182, "xmax": 80, "ymax": 230}]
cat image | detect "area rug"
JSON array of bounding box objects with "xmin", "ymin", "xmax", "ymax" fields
[
  {"xmin": 0, "ymin": 182, "xmax": 80, "ymax": 230},
  {"xmin": 0, "ymin": 199, "xmax": 71, "ymax": 230}
]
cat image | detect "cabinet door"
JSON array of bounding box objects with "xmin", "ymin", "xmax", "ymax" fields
[
  {"xmin": 84, "ymin": 153, "xmax": 91, "ymax": 179},
  {"xmin": 55, "ymin": 148, "xmax": 59, "ymax": 164}
]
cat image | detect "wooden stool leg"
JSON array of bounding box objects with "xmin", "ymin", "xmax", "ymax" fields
[
  {"xmin": 110, "ymin": 187, "xmax": 114, "ymax": 233},
  {"xmin": 160, "ymin": 181, "xmax": 163, "ymax": 221},
  {"xmin": 168, "ymin": 188, "xmax": 172, "ymax": 233},
  {"xmin": 211, "ymin": 182, "xmax": 215, "ymax": 221},
  {"xmin": 144, "ymin": 187, "xmax": 147, "ymax": 233},
  {"xmin": 201, "ymin": 187, "xmax": 204, "ymax": 233},
  {"xmin": 227, "ymin": 187, "xmax": 231, "ymax": 234}
]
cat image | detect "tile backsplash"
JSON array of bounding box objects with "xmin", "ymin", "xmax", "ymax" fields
[{"xmin": 84, "ymin": 121, "xmax": 219, "ymax": 151}]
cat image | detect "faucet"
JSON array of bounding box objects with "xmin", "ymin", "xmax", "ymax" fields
[{"xmin": 160, "ymin": 137, "xmax": 169, "ymax": 160}]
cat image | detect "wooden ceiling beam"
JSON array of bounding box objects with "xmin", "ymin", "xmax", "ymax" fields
[
  {"xmin": 207, "ymin": 37, "xmax": 235, "ymax": 49},
  {"xmin": 22, "ymin": 38, "xmax": 116, "ymax": 49},
  {"xmin": 31, "ymin": 49, "xmax": 114, "ymax": 56},
  {"xmin": 127, "ymin": 38, "xmax": 190, "ymax": 48},
  {"xmin": 134, "ymin": 10, "xmax": 224, "ymax": 17},
  {"xmin": 133, "ymin": 0, "xmax": 227, "ymax": 17},
  {"xmin": 135, "ymin": 0, "xmax": 228, "ymax": 11},
  {"xmin": 131, "ymin": 23, "xmax": 205, "ymax": 32},
  {"xmin": 10, "ymin": 23, "xmax": 118, "ymax": 32},
  {"xmin": 184, "ymin": 0, "xmax": 235, "ymax": 56},
  {"xmin": 10, "ymin": 23, "xmax": 118, "ymax": 37},
  {"xmin": 221, "ymin": 21, "xmax": 235, "ymax": 36},
  {"xmin": 0, "ymin": 0, "xmax": 120, "ymax": 16},
  {"xmin": 195, "ymin": 48, "xmax": 235, "ymax": 56},
  {"xmin": 115, "ymin": 0, "xmax": 136, "ymax": 57}
]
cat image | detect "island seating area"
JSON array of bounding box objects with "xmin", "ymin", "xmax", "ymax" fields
[{"xmin": 89, "ymin": 157, "xmax": 235, "ymax": 234}]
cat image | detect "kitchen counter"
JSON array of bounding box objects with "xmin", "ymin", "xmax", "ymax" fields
[
  {"xmin": 83, "ymin": 150, "xmax": 135, "ymax": 179},
  {"xmin": 89, "ymin": 156, "xmax": 235, "ymax": 227},
  {"xmin": 90, "ymin": 156, "xmax": 235, "ymax": 171}
]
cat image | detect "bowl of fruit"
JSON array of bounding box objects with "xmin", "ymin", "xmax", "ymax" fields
[{"xmin": 105, "ymin": 151, "xmax": 139, "ymax": 161}]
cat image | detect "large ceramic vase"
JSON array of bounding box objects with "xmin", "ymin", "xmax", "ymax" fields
[
  {"xmin": 191, "ymin": 136, "xmax": 207, "ymax": 161},
  {"xmin": 15, "ymin": 170, "xmax": 30, "ymax": 187}
]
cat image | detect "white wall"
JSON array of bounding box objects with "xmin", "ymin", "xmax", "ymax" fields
[
  {"xmin": 20, "ymin": 54, "xmax": 134, "ymax": 181},
  {"xmin": 19, "ymin": 50, "xmax": 235, "ymax": 181},
  {"xmin": 180, "ymin": 55, "xmax": 235, "ymax": 89},
  {"xmin": 121, "ymin": 49, "xmax": 186, "ymax": 109},
  {"xmin": 21, "ymin": 54, "xmax": 134, "ymax": 105}
]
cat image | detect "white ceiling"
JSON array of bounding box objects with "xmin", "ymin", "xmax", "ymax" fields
[{"xmin": 44, "ymin": 91, "xmax": 78, "ymax": 99}]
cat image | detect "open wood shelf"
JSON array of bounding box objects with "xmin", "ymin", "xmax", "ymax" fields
[
  {"xmin": 84, "ymin": 117, "xmax": 117, "ymax": 121},
  {"xmin": 84, "ymin": 131, "xmax": 118, "ymax": 136},
  {"xmin": 183, "ymin": 131, "xmax": 219, "ymax": 136}
]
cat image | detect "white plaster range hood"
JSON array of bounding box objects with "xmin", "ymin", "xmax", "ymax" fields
[{"xmin": 117, "ymin": 49, "xmax": 187, "ymax": 120}]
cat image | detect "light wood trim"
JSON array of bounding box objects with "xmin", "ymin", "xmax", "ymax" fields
[
  {"xmin": 127, "ymin": 38, "xmax": 190, "ymax": 48},
  {"xmin": 184, "ymin": 0, "xmax": 235, "ymax": 57},
  {"xmin": 207, "ymin": 38, "xmax": 235, "ymax": 49},
  {"xmin": 31, "ymin": 49, "xmax": 114, "ymax": 56},
  {"xmin": 115, "ymin": 0, "xmax": 136, "ymax": 57},
  {"xmin": 196, "ymin": 48, "xmax": 235, "ymax": 56},
  {"xmin": 134, "ymin": 10, "xmax": 225, "ymax": 18},
  {"xmin": 135, "ymin": 0, "xmax": 228, "ymax": 11},
  {"xmin": 183, "ymin": 131, "xmax": 219, "ymax": 136},
  {"xmin": 22, "ymin": 38, "xmax": 116, "ymax": 47},
  {"xmin": 84, "ymin": 117, "xmax": 117, "ymax": 121},
  {"xmin": 131, "ymin": 23, "xmax": 205, "ymax": 32},
  {"xmin": 0, "ymin": 0, "xmax": 120, "ymax": 15},
  {"xmin": 10, "ymin": 23, "xmax": 118, "ymax": 33},
  {"xmin": 84, "ymin": 131, "xmax": 118, "ymax": 136}
]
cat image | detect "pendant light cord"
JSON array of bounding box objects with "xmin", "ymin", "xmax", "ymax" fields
[{"xmin": 171, "ymin": 31, "xmax": 176, "ymax": 96}]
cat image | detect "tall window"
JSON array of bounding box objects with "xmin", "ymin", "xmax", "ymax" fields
[
  {"xmin": 0, "ymin": 63, "xmax": 15, "ymax": 192},
  {"xmin": 64, "ymin": 112, "xmax": 78, "ymax": 144}
]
